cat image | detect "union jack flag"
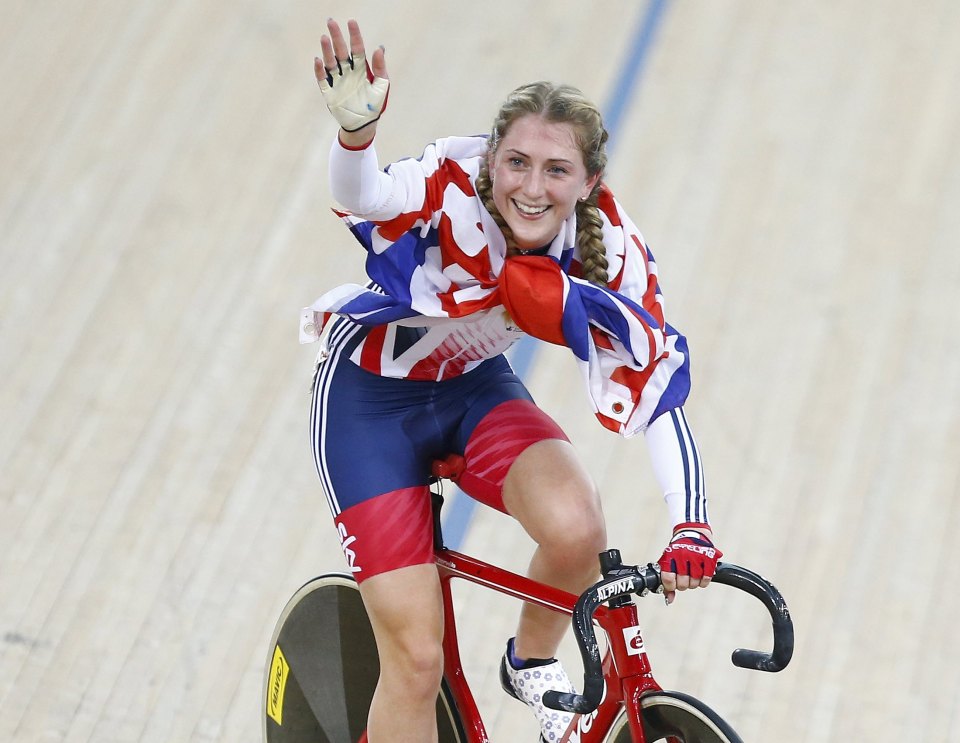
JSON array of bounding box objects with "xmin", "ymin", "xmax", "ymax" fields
[{"xmin": 301, "ymin": 136, "xmax": 689, "ymax": 436}]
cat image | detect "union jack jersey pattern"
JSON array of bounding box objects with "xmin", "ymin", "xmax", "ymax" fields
[{"xmin": 301, "ymin": 136, "xmax": 690, "ymax": 436}]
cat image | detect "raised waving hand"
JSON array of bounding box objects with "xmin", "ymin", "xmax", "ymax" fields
[{"xmin": 314, "ymin": 19, "xmax": 389, "ymax": 139}]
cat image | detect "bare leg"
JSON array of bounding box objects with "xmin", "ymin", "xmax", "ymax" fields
[
  {"xmin": 358, "ymin": 563, "xmax": 444, "ymax": 743},
  {"xmin": 502, "ymin": 439, "xmax": 606, "ymax": 660}
]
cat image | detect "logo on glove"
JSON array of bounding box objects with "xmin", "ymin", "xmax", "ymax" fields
[{"xmin": 662, "ymin": 542, "xmax": 717, "ymax": 560}]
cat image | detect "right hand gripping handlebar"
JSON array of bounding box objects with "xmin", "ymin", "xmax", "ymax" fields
[{"xmin": 542, "ymin": 558, "xmax": 794, "ymax": 714}]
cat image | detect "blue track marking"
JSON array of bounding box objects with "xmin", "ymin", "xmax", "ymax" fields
[{"xmin": 441, "ymin": 0, "xmax": 670, "ymax": 549}]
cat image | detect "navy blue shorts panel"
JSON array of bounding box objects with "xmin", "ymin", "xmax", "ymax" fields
[{"xmin": 311, "ymin": 345, "xmax": 533, "ymax": 516}]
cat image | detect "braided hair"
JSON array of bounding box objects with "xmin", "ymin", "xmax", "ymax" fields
[{"xmin": 475, "ymin": 81, "xmax": 610, "ymax": 285}]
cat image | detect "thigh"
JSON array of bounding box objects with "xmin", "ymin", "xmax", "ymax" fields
[
  {"xmin": 456, "ymin": 387, "xmax": 571, "ymax": 512},
  {"xmin": 312, "ymin": 346, "xmax": 439, "ymax": 582},
  {"xmin": 334, "ymin": 485, "xmax": 436, "ymax": 582},
  {"xmin": 358, "ymin": 563, "xmax": 444, "ymax": 653},
  {"xmin": 312, "ymin": 344, "xmax": 435, "ymax": 516},
  {"xmin": 501, "ymin": 438, "xmax": 602, "ymax": 543}
]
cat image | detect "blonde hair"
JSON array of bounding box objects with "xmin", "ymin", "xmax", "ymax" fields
[{"xmin": 475, "ymin": 81, "xmax": 610, "ymax": 285}]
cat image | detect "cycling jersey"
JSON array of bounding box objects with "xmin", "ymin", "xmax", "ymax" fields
[{"xmin": 301, "ymin": 135, "xmax": 690, "ymax": 437}]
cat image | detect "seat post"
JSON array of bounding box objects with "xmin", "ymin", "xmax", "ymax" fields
[{"xmin": 431, "ymin": 487, "xmax": 446, "ymax": 551}]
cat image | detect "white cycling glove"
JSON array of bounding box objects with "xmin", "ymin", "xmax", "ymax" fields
[{"xmin": 317, "ymin": 52, "xmax": 389, "ymax": 132}]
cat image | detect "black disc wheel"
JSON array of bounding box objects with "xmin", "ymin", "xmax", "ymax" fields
[
  {"xmin": 602, "ymin": 690, "xmax": 742, "ymax": 743},
  {"xmin": 262, "ymin": 573, "xmax": 466, "ymax": 742}
]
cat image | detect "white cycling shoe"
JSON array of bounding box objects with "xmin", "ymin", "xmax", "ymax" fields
[{"xmin": 499, "ymin": 638, "xmax": 576, "ymax": 743}]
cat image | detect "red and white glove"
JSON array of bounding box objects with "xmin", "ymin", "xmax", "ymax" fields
[{"xmin": 657, "ymin": 524, "xmax": 722, "ymax": 604}]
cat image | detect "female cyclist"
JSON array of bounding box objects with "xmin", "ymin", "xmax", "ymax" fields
[{"xmin": 301, "ymin": 18, "xmax": 722, "ymax": 743}]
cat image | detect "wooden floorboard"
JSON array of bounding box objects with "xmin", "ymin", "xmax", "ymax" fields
[{"xmin": 2, "ymin": 1, "xmax": 958, "ymax": 741}]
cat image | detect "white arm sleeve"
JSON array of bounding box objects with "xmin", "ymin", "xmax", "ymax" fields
[
  {"xmin": 644, "ymin": 407, "xmax": 710, "ymax": 528},
  {"xmin": 328, "ymin": 138, "xmax": 408, "ymax": 220}
]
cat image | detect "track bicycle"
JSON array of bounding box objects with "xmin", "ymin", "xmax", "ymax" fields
[{"xmin": 262, "ymin": 456, "xmax": 793, "ymax": 742}]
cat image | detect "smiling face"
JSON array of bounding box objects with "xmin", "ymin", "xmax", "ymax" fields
[{"xmin": 489, "ymin": 114, "xmax": 600, "ymax": 251}]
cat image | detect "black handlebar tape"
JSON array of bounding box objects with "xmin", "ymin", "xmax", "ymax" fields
[
  {"xmin": 543, "ymin": 560, "xmax": 793, "ymax": 715},
  {"xmin": 543, "ymin": 589, "xmax": 604, "ymax": 713},
  {"xmin": 543, "ymin": 565, "xmax": 661, "ymax": 714},
  {"xmin": 712, "ymin": 562, "xmax": 794, "ymax": 672},
  {"xmin": 543, "ymin": 675, "xmax": 606, "ymax": 715}
]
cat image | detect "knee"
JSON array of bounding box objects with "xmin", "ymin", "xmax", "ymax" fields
[
  {"xmin": 564, "ymin": 502, "xmax": 608, "ymax": 559},
  {"xmin": 378, "ymin": 627, "xmax": 444, "ymax": 699},
  {"xmin": 542, "ymin": 483, "xmax": 607, "ymax": 564}
]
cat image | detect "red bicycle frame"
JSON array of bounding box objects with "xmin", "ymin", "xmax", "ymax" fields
[
  {"xmin": 424, "ymin": 455, "xmax": 791, "ymax": 743},
  {"xmin": 436, "ymin": 546, "xmax": 661, "ymax": 743}
]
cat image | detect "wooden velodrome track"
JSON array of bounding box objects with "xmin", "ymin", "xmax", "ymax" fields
[{"xmin": 2, "ymin": 1, "xmax": 958, "ymax": 740}]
